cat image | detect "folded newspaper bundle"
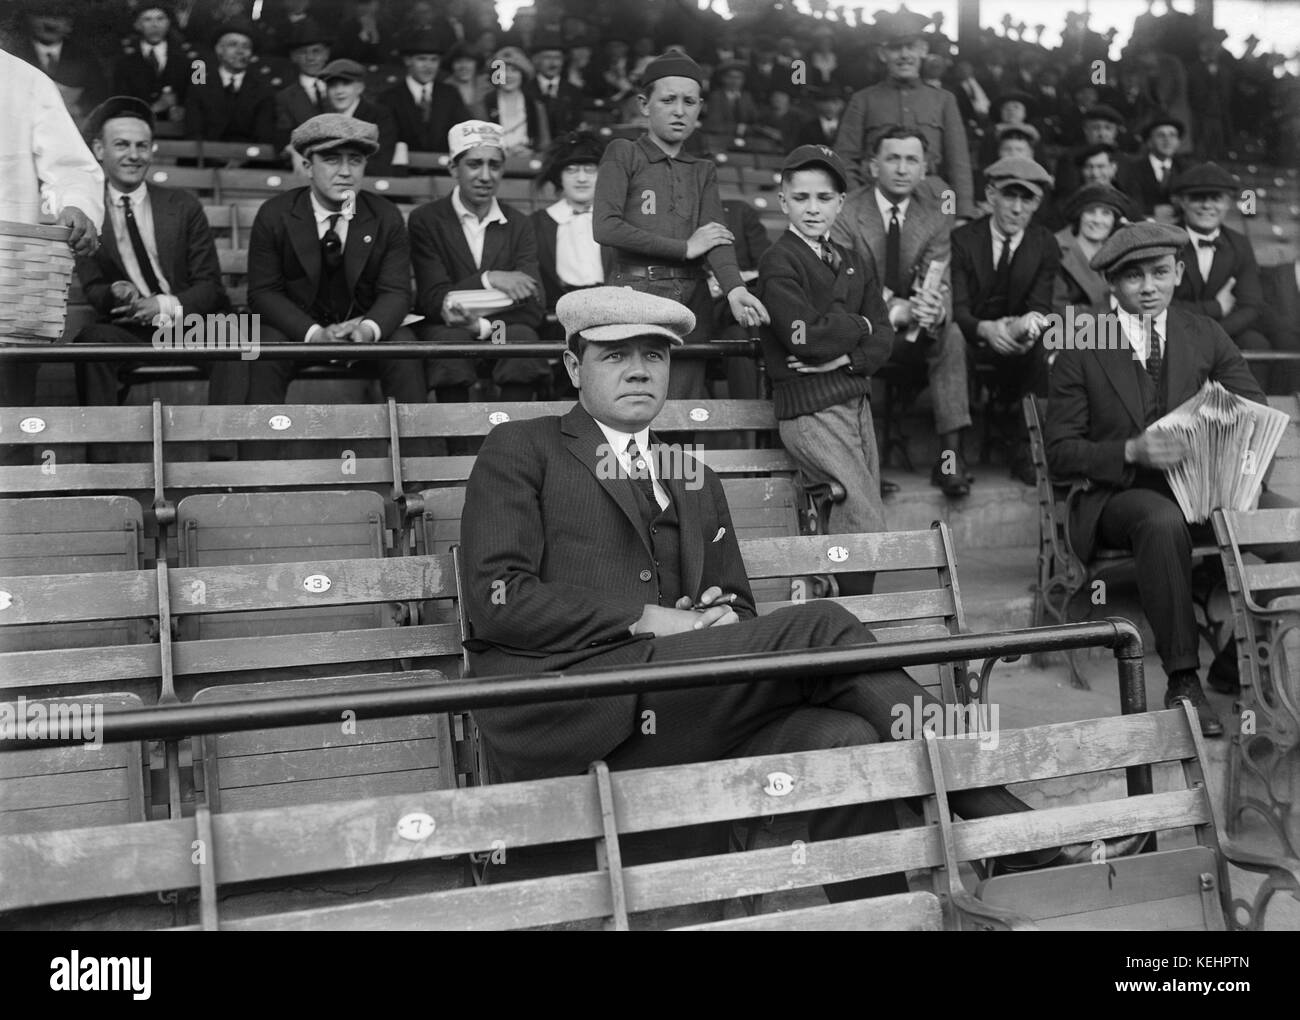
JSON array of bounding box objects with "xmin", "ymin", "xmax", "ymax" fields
[{"xmin": 1149, "ymin": 380, "xmax": 1290, "ymax": 523}]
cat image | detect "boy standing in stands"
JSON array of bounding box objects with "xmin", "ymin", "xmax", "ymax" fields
[
  {"xmin": 594, "ymin": 52, "xmax": 769, "ymax": 399},
  {"xmin": 757, "ymin": 145, "xmax": 895, "ymax": 596}
]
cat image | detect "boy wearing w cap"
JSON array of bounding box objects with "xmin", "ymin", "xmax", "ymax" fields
[
  {"xmin": 594, "ymin": 52, "xmax": 770, "ymax": 399},
  {"xmin": 757, "ymin": 145, "xmax": 894, "ymax": 596}
]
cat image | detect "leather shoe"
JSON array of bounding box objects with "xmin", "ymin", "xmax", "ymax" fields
[
  {"xmin": 930, "ymin": 459, "xmax": 971, "ymax": 498},
  {"xmin": 881, "ymin": 478, "xmax": 900, "ymax": 497},
  {"xmin": 990, "ymin": 832, "xmax": 1152, "ymax": 875},
  {"xmin": 1165, "ymin": 673, "xmax": 1224, "ymax": 737},
  {"xmin": 1206, "ymin": 644, "xmax": 1241, "ymax": 695}
]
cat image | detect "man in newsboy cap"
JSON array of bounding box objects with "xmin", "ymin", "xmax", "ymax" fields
[
  {"xmin": 460, "ymin": 284, "xmax": 1097, "ymax": 898},
  {"xmin": 1044, "ymin": 221, "xmax": 1297, "ymax": 736},
  {"xmin": 216, "ymin": 113, "xmax": 426, "ymax": 420}
]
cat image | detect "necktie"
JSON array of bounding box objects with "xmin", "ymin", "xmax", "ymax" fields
[
  {"xmin": 885, "ymin": 205, "xmax": 902, "ymax": 295},
  {"xmin": 314, "ymin": 81, "xmax": 326, "ymax": 111},
  {"xmin": 122, "ymin": 196, "xmax": 162, "ymax": 295},
  {"xmin": 1156, "ymin": 160, "xmax": 1170, "ymax": 183},
  {"xmin": 994, "ymin": 232, "xmax": 1013, "ymax": 293},
  {"xmin": 1146, "ymin": 327, "xmax": 1164, "ymax": 412},
  {"xmin": 420, "ymin": 83, "xmax": 432, "ymax": 124},
  {"xmin": 625, "ymin": 439, "xmax": 658, "ymax": 506},
  {"xmin": 820, "ymin": 236, "xmax": 840, "ymax": 273},
  {"xmin": 44, "ymin": 48, "xmax": 58, "ymax": 72},
  {"xmin": 1196, "ymin": 237, "xmax": 1217, "ymax": 249},
  {"xmin": 321, "ymin": 213, "xmax": 342, "ymax": 272},
  {"xmin": 225, "ymin": 75, "xmax": 237, "ymax": 97},
  {"xmin": 149, "ymin": 46, "xmax": 162, "ymax": 74}
]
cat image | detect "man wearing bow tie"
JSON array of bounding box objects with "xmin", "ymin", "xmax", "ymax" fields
[{"xmin": 1169, "ymin": 162, "xmax": 1273, "ymax": 388}]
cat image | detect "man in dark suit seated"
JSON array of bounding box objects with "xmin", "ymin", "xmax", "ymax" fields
[
  {"xmin": 1169, "ymin": 162, "xmax": 1274, "ymax": 388},
  {"xmin": 228, "ymin": 114, "xmax": 425, "ymax": 408},
  {"xmin": 185, "ymin": 18, "xmax": 276, "ymax": 144},
  {"xmin": 461, "ymin": 285, "xmax": 1139, "ymax": 897},
  {"xmin": 1117, "ymin": 115, "xmax": 1191, "ymax": 221},
  {"xmin": 950, "ymin": 157, "xmax": 1061, "ymax": 485},
  {"xmin": 317, "ymin": 59, "xmax": 397, "ymax": 176},
  {"xmin": 1045, "ymin": 222, "xmax": 1297, "ymax": 735},
  {"xmin": 112, "ymin": 4, "xmax": 194, "ymax": 126},
  {"xmin": 13, "ymin": 5, "xmax": 110, "ymax": 123},
  {"xmin": 526, "ymin": 35, "xmax": 585, "ymax": 140},
  {"xmin": 73, "ymin": 97, "xmax": 227, "ymax": 414},
  {"xmin": 379, "ymin": 30, "xmax": 468, "ymax": 157},
  {"xmin": 409, "ymin": 119, "xmax": 549, "ymax": 405}
]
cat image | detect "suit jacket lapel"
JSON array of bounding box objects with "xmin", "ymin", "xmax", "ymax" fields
[
  {"xmin": 149, "ymin": 188, "xmax": 177, "ymax": 285},
  {"xmin": 562, "ymin": 406, "xmax": 652, "ymax": 556},
  {"xmin": 971, "ymin": 218, "xmax": 994, "ymax": 294},
  {"xmin": 288, "ymin": 190, "xmax": 321, "ymax": 284},
  {"xmin": 657, "ymin": 443, "xmax": 704, "ymax": 599},
  {"xmin": 438, "ymin": 199, "xmax": 477, "ymax": 274},
  {"xmin": 1097, "ymin": 328, "xmax": 1146, "ymax": 430},
  {"xmin": 857, "ymin": 196, "xmax": 886, "ymax": 272},
  {"xmin": 344, "ymin": 196, "xmax": 375, "ymax": 292},
  {"xmin": 480, "ymin": 216, "xmax": 507, "ymax": 271},
  {"xmin": 98, "ymin": 187, "xmax": 126, "ymax": 280},
  {"xmin": 1162, "ymin": 307, "xmax": 1200, "ymax": 408}
]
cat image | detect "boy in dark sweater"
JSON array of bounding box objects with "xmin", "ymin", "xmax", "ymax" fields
[{"xmin": 758, "ymin": 145, "xmax": 895, "ymax": 595}]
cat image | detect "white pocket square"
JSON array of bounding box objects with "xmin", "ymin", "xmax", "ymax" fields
[{"xmin": 712, "ymin": 527, "xmax": 726, "ymax": 543}]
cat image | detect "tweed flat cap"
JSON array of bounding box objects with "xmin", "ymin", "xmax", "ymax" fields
[
  {"xmin": 984, "ymin": 156, "xmax": 1054, "ymax": 197},
  {"xmin": 83, "ymin": 95, "xmax": 154, "ymax": 140},
  {"xmin": 557, "ymin": 286, "xmax": 695, "ymax": 348},
  {"xmin": 781, "ymin": 143, "xmax": 848, "ymax": 192},
  {"xmin": 448, "ymin": 119, "xmax": 504, "ymax": 160},
  {"xmin": 320, "ymin": 59, "xmax": 365, "ymax": 82},
  {"xmin": 1170, "ymin": 161, "xmax": 1237, "ymax": 196},
  {"xmin": 1089, "ymin": 222, "xmax": 1189, "ymax": 274},
  {"xmin": 640, "ymin": 53, "xmax": 705, "ymax": 87},
  {"xmin": 291, "ymin": 113, "xmax": 379, "ymax": 157}
]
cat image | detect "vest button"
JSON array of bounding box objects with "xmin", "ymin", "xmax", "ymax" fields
[{"xmin": 639, "ymin": 569, "xmax": 652, "ymax": 582}]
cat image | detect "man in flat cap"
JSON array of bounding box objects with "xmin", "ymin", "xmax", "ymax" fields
[
  {"xmin": 72, "ymin": 95, "xmax": 227, "ymax": 417},
  {"xmin": 594, "ymin": 51, "xmax": 770, "ymax": 399},
  {"xmin": 379, "ymin": 30, "xmax": 469, "ymax": 155},
  {"xmin": 185, "ymin": 19, "xmax": 277, "ymax": 144},
  {"xmin": 220, "ymin": 113, "xmax": 424, "ymax": 416},
  {"xmin": 949, "ymin": 156, "xmax": 1060, "ymax": 484},
  {"xmin": 1044, "ymin": 221, "xmax": 1294, "ymax": 735},
  {"xmin": 409, "ymin": 120, "xmax": 549, "ymax": 410},
  {"xmin": 460, "ymin": 284, "xmax": 1087, "ymax": 899},
  {"xmin": 834, "ymin": 9, "xmax": 976, "ymax": 220},
  {"xmin": 1168, "ymin": 162, "xmax": 1275, "ymax": 386}
]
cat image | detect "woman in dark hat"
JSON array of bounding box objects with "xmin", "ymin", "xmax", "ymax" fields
[
  {"xmin": 1052, "ymin": 183, "xmax": 1137, "ymax": 315},
  {"xmin": 445, "ymin": 43, "xmax": 488, "ymax": 119},
  {"xmin": 530, "ymin": 131, "xmax": 609, "ymax": 354}
]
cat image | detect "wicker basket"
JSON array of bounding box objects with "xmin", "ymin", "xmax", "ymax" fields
[{"xmin": 0, "ymin": 220, "xmax": 75, "ymax": 344}]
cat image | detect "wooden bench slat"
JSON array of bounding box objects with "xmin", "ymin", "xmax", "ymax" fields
[
  {"xmin": 0, "ymin": 769, "xmax": 133, "ymax": 811},
  {"xmin": 758, "ymin": 589, "xmax": 958, "ymax": 624},
  {"xmin": 209, "ymin": 739, "xmax": 442, "ymax": 787},
  {"xmin": 1221, "ymin": 507, "xmax": 1300, "ymax": 545},
  {"xmin": 0, "ymin": 800, "xmax": 139, "ymax": 836},
  {"xmin": 0, "ymin": 407, "xmax": 152, "ymax": 443},
  {"xmin": 675, "ymin": 891, "xmax": 942, "ymax": 931},
  {"xmin": 740, "ymin": 532, "xmax": 948, "ymax": 576},
  {"xmin": 215, "ymin": 769, "xmax": 445, "ymax": 812},
  {"xmin": 174, "ymin": 624, "xmax": 461, "ymax": 677},
  {"xmin": 0, "ymin": 465, "xmax": 157, "ymax": 494},
  {"xmin": 0, "ymin": 643, "xmax": 161, "ymax": 688},
  {"xmin": 0, "ymin": 572, "xmax": 157, "ymax": 625},
  {"xmin": 1239, "ymin": 561, "xmax": 1300, "ymax": 592},
  {"xmin": 166, "ymin": 459, "xmax": 397, "ymax": 489}
]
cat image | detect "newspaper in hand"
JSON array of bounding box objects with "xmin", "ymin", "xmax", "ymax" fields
[
  {"xmin": 1147, "ymin": 380, "xmax": 1290, "ymax": 523},
  {"xmin": 895, "ymin": 258, "xmax": 948, "ymax": 343}
]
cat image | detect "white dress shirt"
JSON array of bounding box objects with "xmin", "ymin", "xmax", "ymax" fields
[
  {"xmin": 593, "ymin": 419, "xmax": 669, "ymax": 511},
  {"xmin": 451, "ymin": 185, "xmax": 510, "ymax": 339},
  {"xmin": 1149, "ymin": 152, "xmax": 1173, "ymax": 184},
  {"xmin": 107, "ymin": 183, "xmax": 180, "ymax": 321},
  {"xmin": 32, "ymin": 40, "xmax": 63, "ymax": 70},
  {"xmin": 874, "ymin": 189, "xmax": 911, "ymax": 230},
  {"xmin": 0, "ymin": 51, "xmax": 104, "ymax": 226},
  {"xmin": 406, "ymin": 76, "xmax": 433, "ymax": 106},
  {"xmin": 1186, "ymin": 227, "xmax": 1221, "ymax": 283},
  {"xmin": 302, "ymin": 191, "xmax": 381, "ymax": 344},
  {"xmin": 220, "ymin": 68, "xmax": 245, "ymax": 92},
  {"xmin": 991, "ymin": 226, "xmax": 1024, "ymax": 267},
  {"xmin": 535, "ymin": 75, "xmax": 561, "ymax": 98},
  {"xmin": 142, "ymin": 41, "xmax": 168, "ymax": 72},
  {"xmin": 300, "ymin": 73, "xmax": 325, "ymax": 106},
  {"xmin": 547, "ymin": 198, "xmax": 604, "ymax": 288},
  {"xmin": 1115, "ymin": 303, "xmax": 1168, "ymax": 369}
]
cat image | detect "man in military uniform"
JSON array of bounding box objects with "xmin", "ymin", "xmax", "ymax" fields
[{"xmin": 834, "ymin": 9, "xmax": 975, "ymax": 220}]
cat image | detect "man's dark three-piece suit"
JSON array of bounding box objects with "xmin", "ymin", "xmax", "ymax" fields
[
  {"xmin": 461, "ymin": 403, "xmax": 1025, "ymax": 898},
  {"xmin": 1045, "ymin": 305, "xmax": 1284, "ymax": 676}
]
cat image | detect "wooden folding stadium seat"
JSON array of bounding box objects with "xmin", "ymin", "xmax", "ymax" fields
[
  {"xmin": 215, "ymin": 167, "xmax": 304, "ymax": 203},
  {"xmin": 363, "ymin": 175, "xmax": 441, "ymax": 205},
  {"xmin": 204, "ymin": 204, "xmax": 240, "ymax": 249},
  {"xmin": 1023, "ymin": 395, "xmax": 1223, "ymax": 686},
  {"xmin": 0, "ymin": 497, "xmax": 149, "ymax": 659},
  {"xmin": 502, "ymin": 154, "xmax": 543, "ymax": 178},
  {"xmin": 405, "ymin": 151, "xmax": 451, "ymax": 174},
  {"xmin": 1211, "ymin": 506, "xmax": 1300, "ymax": 889},
  {"xmin": 197, "ymin": 141, "xmax": 278, "ymax": 167},
  {"xmin": 0, "ymin": 693, "xmax": 149, "ymax": 835},
  {"xmin": 146, "ymin": 165, "xmax": 219, "ymax": 201},
  {"xmin": 149, "ymin": 138, "xmax": 199, "ymax": 165},
  {"xmin": 218, "ymin": 247, "xmax": 248, "ymax": 308},
  {"xmin": 930, "ymin": 704, "xmax": 1300, "ymax": 931},
  {"xmin": 1263, "ymin": 394, "xmax": 1300, "ymax": 502}
]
